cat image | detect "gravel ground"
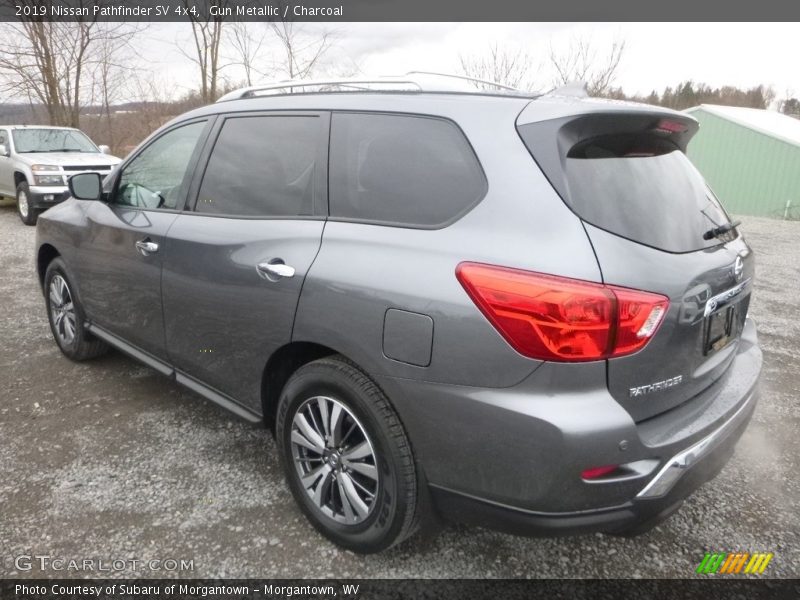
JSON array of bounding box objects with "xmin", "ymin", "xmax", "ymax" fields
[{"xmin": 0, "ymin": 205, "xmax": 798, "ymax": 579}]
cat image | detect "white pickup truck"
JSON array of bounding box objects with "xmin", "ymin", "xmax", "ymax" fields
[{"xmin": 0, "ymin": 125, "xmax": 121, "ymax": 225}]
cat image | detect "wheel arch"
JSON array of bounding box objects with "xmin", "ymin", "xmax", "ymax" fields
[
  {"xmin": 14, "ymin": 171, "xmax": 28, "ymax": 188},
  {"xmin": 261, "ymin": 341, "xmax": 340, "ymax": 430},
  {"xmin": 37, "ymin": 243, "xmax": 61, "ymax": 290}
]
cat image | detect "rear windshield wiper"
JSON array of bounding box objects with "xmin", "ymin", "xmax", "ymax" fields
[{"xmin": 703, "ymin": 220, "xmax": 741, "ymax": 240}]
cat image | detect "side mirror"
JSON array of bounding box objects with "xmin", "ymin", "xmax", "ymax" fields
[
  {"xmin": 98, "ymin": 144, "xmax": 110, "ymax": 154},
  {"xmin": 68, "ymin": 172, "xmax": 102, "ymax": 201},
  {"xmin": 0, "ymin": 144, "xmax": 9, "ymax": 157}
]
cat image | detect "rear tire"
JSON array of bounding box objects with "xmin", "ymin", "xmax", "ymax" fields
[
  {"xmin": 276, "ymin": 355, "xmax": 421, "ymax": 553},
  {"xmin": 44, "ymin": 258, "xmax": 108, "ymax": 361},
  {"xmin": 17, "ymin": 181, "xmax": 38, "ymax": 226}
]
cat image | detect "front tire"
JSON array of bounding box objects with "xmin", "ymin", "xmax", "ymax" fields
[
  {"xmin": 17, "ymin": 181, "xmax": 38, "ymax": 226},
  {"xmin": 44, "ymin": 258, "xmax": 108, "ymax": 361},
  {"xmin": 276, "ymin": 356, "xmax": 421, "ymax": 553}
]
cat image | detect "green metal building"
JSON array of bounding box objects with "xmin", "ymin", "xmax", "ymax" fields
[{"xmin": 685, "ymin": 104, "xmax": 800, "ymax": 219}]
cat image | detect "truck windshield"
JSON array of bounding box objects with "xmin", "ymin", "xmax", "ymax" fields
[{"xmin": 12, "ymin": 129, "xmax": 98, "ymax": 153}]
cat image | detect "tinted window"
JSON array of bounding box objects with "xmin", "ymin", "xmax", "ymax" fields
[
  {"xmin": 197, "ymin": 116, "xmax": 319, "ymax": 217},
  {"xmin": 564, "ymin": 139, "xmax": 731, "ymax": 252},
  {"xmin": 519, "ymin": 122, "xmax": 734, "ymax": 253},
  {"xmin": 115, "ymin": 121, "xmax": 206, "ymax": 210},
  {"xmin": 330, "ymin": 113, "xmax": 486, "ymax": 227}
]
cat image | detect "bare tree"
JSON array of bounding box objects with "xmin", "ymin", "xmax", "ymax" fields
[
  {"xmin": 269, "ymin": 21, "xmax": 334, "ymax": 80},
  {"xmin": 91, "ymin": 26, "xmax": 141, "ymax": 149},
  {"xmin": 180, "ymin": 0, "xmax": 229, "ymax": 103},
  {"xmin": 0, "ymin": 20, "xmax": 94, "ymax": 126},
  {"xmin": 0, "ymin": 3, "xmax": 138, "ymax": 128},
  {"xmin": 550, "ymin": 37, "xmax": 626, "ymax": 97},
  {"xmin": 228, "ymin": 21, "xmax": 267, "ymax": 87},
  {"xmin": 458, "ymin": 43, "xmax": 536, "ymax": 90}
]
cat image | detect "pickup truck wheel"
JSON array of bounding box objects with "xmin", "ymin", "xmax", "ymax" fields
[
  {"xmin": 44, "ymin": 258, "xmax": 108, "ymax": 361},
  {"xmin": 17, "ymin": 181, "xmax": 38, "ymax": 226},
  {"xmin": 276, "ymin": 355, "xmax": 421, "ymax": 553}
]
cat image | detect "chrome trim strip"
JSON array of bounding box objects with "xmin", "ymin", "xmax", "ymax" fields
[
  {"xmin": 636, "ymin": 392, "xmax": 754, "ymax": 498},
  {"xmin": 704, "ymin": 277, "xmax": 752, "ymax": 317}
]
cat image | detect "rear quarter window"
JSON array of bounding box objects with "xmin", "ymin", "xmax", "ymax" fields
[{"xmin": 329, "ymin": 113, "xmax": 486, "ymax": 228}]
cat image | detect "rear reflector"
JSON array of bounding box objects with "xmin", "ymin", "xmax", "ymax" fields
[
  {"xmin": 581, "ymin": 465, "xmax": 619, "ymax": 480},
  {"xmin": 456, "ymin": 262, "xmax": 669, "ymax": 362}
]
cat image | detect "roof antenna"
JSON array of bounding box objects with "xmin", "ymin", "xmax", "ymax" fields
[{"xmin": 545, "ymin": 81, "xmax": 589, "ymax": 98}]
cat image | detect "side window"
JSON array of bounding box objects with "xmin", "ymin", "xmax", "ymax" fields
[
  {"xmin": 196, "ymin": 115, "xmax": 320, "ymax": 217},
  {"xmin": 329, "ymin": 113, "xmax": 487, "ymax": 227},
  {"xmin": 114, "ymin": 121, "xmax": 207, "ymax": 210}
]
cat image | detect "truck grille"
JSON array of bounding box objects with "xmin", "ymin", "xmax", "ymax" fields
[{"xmin": 63, "ymin": 165, "xmax": 112, "ymax": 171}]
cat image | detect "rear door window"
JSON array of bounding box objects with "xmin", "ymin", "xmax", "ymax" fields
[
  {"xmin": 329, "ymin": 113, "xmax": 486, "ymax": 227},
  {"xmin": 196, "ymin": 115, "xmax": 323, "ymax": 217}
]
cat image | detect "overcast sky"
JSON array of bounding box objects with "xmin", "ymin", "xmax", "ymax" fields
[{"xmin": 141, "ymin": 22, "xmax": 799, "ymax": 101}]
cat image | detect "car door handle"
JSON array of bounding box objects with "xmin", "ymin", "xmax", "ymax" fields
[
  {"xmin": 135, "ymin": 239, "xmax": 159, "ymax": 256},
  {"xmin": 257, "ymin": 261, "xmax": 295, "ymax": 280}
]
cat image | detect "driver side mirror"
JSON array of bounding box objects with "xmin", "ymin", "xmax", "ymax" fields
[
  {"xmin": 68, "ymin": 172, "xmax": 102, "ymax": 201},
  {"xmin": 0, "ymin": 144, "xmax": 9, "ymax": 157},
  {"xmin": 98, "ymin": 144, "xmax": 111, "ymax": 154}
]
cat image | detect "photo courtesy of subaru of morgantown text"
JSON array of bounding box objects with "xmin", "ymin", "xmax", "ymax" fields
[{"xmin": 35, "ymin": 74, "xmax": 760, "ymax": 553}]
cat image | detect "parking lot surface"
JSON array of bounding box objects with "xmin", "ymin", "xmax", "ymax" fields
[{"xmin": 1, "ymin": 206, "xmax": 798, "ymax": 578}]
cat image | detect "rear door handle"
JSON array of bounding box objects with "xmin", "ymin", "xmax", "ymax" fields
[
  {"xmin": 135, "ymin": 239, "xmax": 159, "ymax": 256},
  {"xmin": 257, "ymin": 261, "xmax": 295, "ymax": 280}
]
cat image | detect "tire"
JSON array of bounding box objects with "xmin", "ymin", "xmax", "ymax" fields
[
  {"xmin": 44, "ymin": 257, "xmax": 108, "ymax": 361},
  {"xmin": 276, "ymin": 355, "xmax": 421, "ymax": 553},
  {"xmin": 17, "ymin": 181, "xmax": 38, "ymax": 226}
]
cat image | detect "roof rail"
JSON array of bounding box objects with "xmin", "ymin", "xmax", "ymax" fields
[
  {"xmin": 215, "ymin": 72, "xmax": 529, "ymax": 102},
  {"xmin": 405, "ymin": 71, "xmax": 521, "ymax": 92},
  {"xmin": 216, "ymin": 77, "xmax": 424, "ymax": 102}
]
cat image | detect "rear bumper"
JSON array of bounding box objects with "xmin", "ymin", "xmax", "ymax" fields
[
  {"xmin": 429, "ymin": 383, "xmax": 756, "ymax": 536},
  {"xmin": 376, "ymin": 318, "xmax": 761, "ymax": 536}
]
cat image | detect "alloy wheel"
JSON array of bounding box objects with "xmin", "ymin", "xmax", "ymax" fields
[
  {"xmin": 290, "ymin": 395, "xmax": 380, "ymax": 525},
  {"xmin": 49, "ymin": 274, "xmax": 77, "ymax": 345}
]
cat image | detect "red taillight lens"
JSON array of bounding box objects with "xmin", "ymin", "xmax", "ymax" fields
[
  {"xmin": 581, "ymin": 465, "xmax": 619, "ymax": 480},
  {"xmin": 456, "ymin": 262, "xmax": 669, "ymax": 362}
]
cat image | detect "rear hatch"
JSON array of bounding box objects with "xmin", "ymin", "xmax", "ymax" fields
[{"xmin": 518, "ymin": 108, "xmax": 754, "ymax": 421}]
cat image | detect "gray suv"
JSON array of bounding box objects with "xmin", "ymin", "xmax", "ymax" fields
[{"xmin": 35, "ymin": 75, "xmax": 761, "ymax": 554}]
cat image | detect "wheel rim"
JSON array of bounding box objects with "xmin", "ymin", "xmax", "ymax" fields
[
  {"xmin": 18, "ymin": 190, "xmax": 29, "ymax": 218},
  {"xmin": 291, "ymin": 395, "xmax": 380, "ymax": 525},
  {"xmin": 49, "ymin": 275, "xmax": 76, "ymax": 345}
]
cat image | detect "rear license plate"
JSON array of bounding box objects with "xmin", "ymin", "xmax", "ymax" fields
[{"xmin": 704, "ymin": 305, "xmax": 736, "ymax": 355}]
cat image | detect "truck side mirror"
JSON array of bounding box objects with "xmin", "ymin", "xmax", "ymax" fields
[
  {"xmin": 68, "ymin": 172, "xmax": 102, "ymax": 201},
  {"xmin": 0, "ymin": 144, "xmax": 9, "ymax": 157},
  {"xmin": 98, "ymin": 145, "xmax": 111, "ymax": 154}
]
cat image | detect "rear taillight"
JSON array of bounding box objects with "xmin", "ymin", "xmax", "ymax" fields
[{"xmin": 455, "ymin": 262, "xmax": 669, "ymax": 362}]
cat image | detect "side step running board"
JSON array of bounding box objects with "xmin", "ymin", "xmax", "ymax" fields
[{"xmin": 86, "ymin": 323, "xmax": 262, "ymax": 424}]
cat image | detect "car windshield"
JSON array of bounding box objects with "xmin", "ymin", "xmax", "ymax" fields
[{"xmin": 12, "ymin": 128, "xmax": 98, "ymax": 153}]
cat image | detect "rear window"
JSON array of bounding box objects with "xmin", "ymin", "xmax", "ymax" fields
[
  {"xmin": 329, "ymin": 113, "xmax": 486, "ymax": 228},
  {"xmin": 519, "ymin": 120, "xmax": 735, "ymax": 253}
]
